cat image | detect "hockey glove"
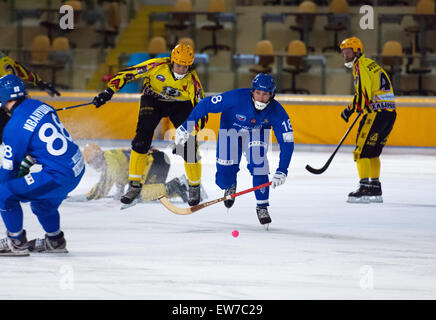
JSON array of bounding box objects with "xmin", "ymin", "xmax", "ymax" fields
[
  {"xmin": 37, "ymin": 81, "xmax": 60, "ymax": 97},
  {"xmin": 272, "ymin": 171, "xmax": 287, "ymax": 189},
  {"xmin": 93, "ymin": 88, "xmax": 114, "ymax": 108},
  {"xmin": 341, "ymin": 106, "xmax": 353, "ymax": 123},
  {"xmin": 175, "ymin": 125, "xmax": 190, "ymax": 145},
  {"xmin": 18, "ymin": 156, "xmax": 35, "ymax": 178}
]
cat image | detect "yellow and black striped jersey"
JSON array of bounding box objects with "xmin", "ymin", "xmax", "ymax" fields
[
  {"xmin": 107, "ymin": 57, "xmax": 204, "ymax": 106},
  {"xmin": 0, "ymin": 51, "xmax": 42, "ymax": 85},
  {"xmin": 350, "ymin": 54, "xmax": 396, "ymax": 114},
  {"xmin": 86, "ymin": 148, "xmax": 170, "ymax": 200}
]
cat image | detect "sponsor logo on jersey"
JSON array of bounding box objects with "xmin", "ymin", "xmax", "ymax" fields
[
  {"xmin": 161, "ymin": 86, "xmax": 181, "ymax": 97},
  {"xmin": 374, "ymin": 93, "xmax": 395, "ymax": 101},
  {"xmin": 216, "ymin": 158, "xmax": 234, "ymax": 166},
  {"xmin": 250, "ymin": 118, "xmax": 257, "ymax": 124},
  {"xmin": 24, "ymin": 173, "xmax": 34, "ymax": 185},
  {"xmin": 370, "ymin": 102, "xmax": 396, "ymax": 111},
  {"xmin": 137, "ymin": 66, "xmax": 147, "ymax": 74},
  {"xmin": 236, "ymin": 114, "xmax": 246, "ymax": 121},
  {"xmin": 156, "ymin": 74, "xmax": 165, "ymax": 82},
  {"xmin": 282, "ymin": 131, "xmax": 294, "ymax": 143}
]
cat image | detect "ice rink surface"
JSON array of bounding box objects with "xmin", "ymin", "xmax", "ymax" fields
[{"xmin": 1, "ymin": 142, "xmax": 436, "ymax": 300}]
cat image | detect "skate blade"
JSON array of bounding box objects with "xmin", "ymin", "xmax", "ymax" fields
[
  {"xmin": 0, "ymin": 250, "xmax": 30, "ymax": 257},
  {"xmin": 263, "ymin": 223, "xmax": 270, "ymax": 231},
  {"xmin": 29, "ymin": 248, "xmax": 69, "ymax": 254},
  {"xmin": 120, "ymin": 198, "xmax": 140, "ymax": 210},
  {"xmin": 347, "ymin": 196, "xmax": 370, "ymax": 204},
  {"xmin": 369, "ymin": 196, "xmax": 383, "ymax": 203}
]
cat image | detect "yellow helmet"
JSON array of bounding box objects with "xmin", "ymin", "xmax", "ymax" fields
[
  {"xmin": 171, "ymin": 44, "xmax": 194, "ymax": 66},
  {"xmin": 83, "ymin": 142, "xmax": 103, "ymax": 165},
  {"xmin": 340, "ymin": 37, "xmax": 363, "ymax": 53}
]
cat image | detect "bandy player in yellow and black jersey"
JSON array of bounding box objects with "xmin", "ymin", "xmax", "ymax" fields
[
  {"xmin": 340, "ymin": 37, "xmax": 397, "ymax": 203},
  {"xmin": 0, "ymin": 51, "xmax": 60, "ymax": 142},
  {"xmin": 92, "ymin": 44, "xmax": 207, "ymax": 207},
  {"xmin": 78, "ymin": 143, "xmax": 191, "ymax": 203}
]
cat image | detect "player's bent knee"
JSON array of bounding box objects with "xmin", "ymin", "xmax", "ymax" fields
[{"xmin": 131, "ymin": 140, "xmax": 150, "ymax": 154}]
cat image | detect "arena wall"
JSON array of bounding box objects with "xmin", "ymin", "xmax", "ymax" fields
[{"xmin": 30, "ymin": 92, "xmax": 436, "ymax": 147}]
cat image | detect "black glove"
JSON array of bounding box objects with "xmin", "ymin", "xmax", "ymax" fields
[
  {"xmin": 37, "ymin": 81, "xmax": 60, "ymax": 97},
  {"xmin": 341, "ymin": 106, "xmax": 353, "ymax": 122},
  {"xmin": 93, "ymin": 88, "xmax": 114, "ymax": 108}
]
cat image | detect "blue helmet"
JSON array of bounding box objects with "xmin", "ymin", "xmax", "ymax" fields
[
  {"xmin": 0, "ymin": 74, "xmax": 27, "ymax": 108},
  {"xmin": 251, "ymin": 73, "xmax": 276, "ymax": 96}
]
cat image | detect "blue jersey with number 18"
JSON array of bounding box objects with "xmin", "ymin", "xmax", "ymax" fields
[
  {"xmin": 0, "ymin": 98, "xmax": 84, "ymax": 183},
  {"xmin": 182, "ymin": 88, "xmax": 294, "ymax": 175}
]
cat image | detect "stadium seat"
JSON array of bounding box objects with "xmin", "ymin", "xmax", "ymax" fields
[
  {"xmin": 49, "ymin": 37, "xmax": 72, "ymax": 88},
  {"xmin": 178, "ymin": 37, "xmax": 195, "ymax": 51},
  {"xmin": 148, "ymin": 36, "xmax": 169, "ymax": 58},
  {"xmin": 403, "ymin": 55, "xmax": 436, "ymax": 96},
  {"xmin": 289, "ymin": 1, "xmax": 317, "ymax": 52},
  {"xmin": 403, "ymin": 0, "xmax": 435, "ymax": 55},
  {"xmin": 165, "ymin": 0, "xmax": 193, "ymax": 49},
  {"xmin": 92, "ymin": 2, "xmax": 120, "ymax": 48},
  {"xmin": 322, "ymin": 0, "xmax": 349, "ymax": 53},
  {"xmin": 281, "ymin": 40, "xmax": 310, "ymax": 94},
  {"xmin": 381, "ymin": 41, "xmax": 404, "ymax": 95},
  {"xmin": 31, "ymin": 35, "xmax": 50, "ymax": 65},
  {"xmin": 199, "ymin": 0, "xmax": 231, "ymax": 55},
  {"xmin": 249, "ymin": 40, "xmax": 275, "ymax": 75}
]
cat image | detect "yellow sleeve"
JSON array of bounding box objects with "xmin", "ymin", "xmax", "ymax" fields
[
  {"xmin": 190, "ymin": 70, "xmax": 205, "ymax": 106},
  {"xmin": 351, "ymin": 60, "xmax": 372, "ymax": 114},
  {"xmin": 0, "ymin": 54, "xmax": 42, "ymax": 85},
  {"xmin": 107, "ymin": 57, "xmax": 169, "ymax": 93}
]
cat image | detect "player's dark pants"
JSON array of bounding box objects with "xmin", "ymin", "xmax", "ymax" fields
[
  {"xmin": 132, "ymin": 95, "xmax": 200, "ymax": 163},
  {"xmin": 354, "ymin": 110, "xmax": 397, "ymax": 161}
]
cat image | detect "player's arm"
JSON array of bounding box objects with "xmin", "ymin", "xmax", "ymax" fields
[
  {"xmin": 174, "ymin": 91, "xmax": 231, "ymax": 145},
  {"xmin": 190, "ymin": 71, "xmax": 205, "ymax": 105},
  {"xmin": 0, "ymin": 54, "xmax": 60, "ymax": 97},
  {"xmin": 272, "ymin": 108, "xmax": 294, "ymax": 176},
  {"xmin": 0, "ymin": 129, "xmax": 31, "ymax": 183},
  {"xmin": 342, "ymin": 67, "xmax": 372, "ymax": 122},
  {"xmin": 93, "ymin": 59, "xmax": 164, "ymax": 108}
]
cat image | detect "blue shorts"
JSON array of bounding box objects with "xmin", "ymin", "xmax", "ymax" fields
[{"xmin": 0, "ymin": 168, "xmax": 84, "ymax": 234}]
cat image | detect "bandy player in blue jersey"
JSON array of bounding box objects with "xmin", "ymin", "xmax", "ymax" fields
[
  {"xmin": 175, "ymin": 73, "xmax": 294, "ymax": 228},
  {"xmin": 0, "ymin": 75, "xmax": 85, "ymax": 256}
]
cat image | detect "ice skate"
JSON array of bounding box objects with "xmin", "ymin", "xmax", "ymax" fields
[
  {"xmin": 28, "ymin": 231, "xmax": 68, "ymax": 253},
  {"xmin": 347, "ymin": 183, "xmax": 371, "ymax": 203},
  {"xmin": 368, "ymin": 180, "xmax": 383, "ymax": 203},
  {"xmin": 179, "ymin": 175, "xmax": 207, "ymax": 202},
  {"xmin": 120, "ymin": 181, "xmax": 142, "ymax": 205},
  {"xmin": 0, "ymin": 231, "xmax": 29, "ymax": 256},
  {"xmin": 166, "ymin": 177, "xmax": 189, "ymax": 203},
  {"xmin": 224, "ymin": 184, "xmax": 237, "ymax": 209},
  {"xmin": 256, "ymin": 206, "xmax": 271, "ymax": 230},
  {"xmin": 188, "ymin": 184, "xmax": 201, "ymax": 206}
]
